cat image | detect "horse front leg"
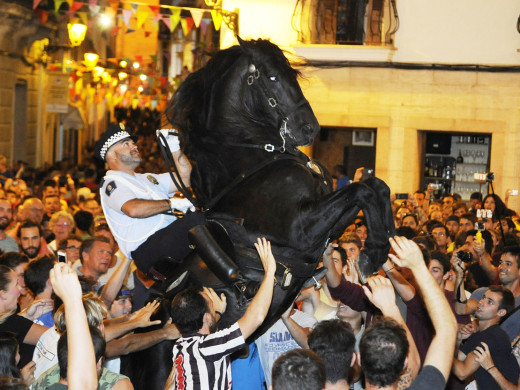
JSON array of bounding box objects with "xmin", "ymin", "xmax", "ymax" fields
[{"xmin": 293, "ymin": 181, "xmax": 393, "ymax": 274}]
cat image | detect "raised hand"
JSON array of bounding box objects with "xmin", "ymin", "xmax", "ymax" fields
[
  {"xmin": 202, "ymin": 287, "xmax": 227, "ymax": 314},
  {"xmin": 254, "ymin": 237, "xmax": 276, "ymax": 276},
  {"xmin": 388, "ymin": 236, "xmax": 425, "ymax": 271}
]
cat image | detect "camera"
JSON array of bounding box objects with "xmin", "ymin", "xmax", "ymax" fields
[
  {"xmin": 430, "ymin": 183, "xmax": 442, "ymax": 190},
  {"xmin": 456, "ymin": 250, "xmax": 473, "ymax": 263},
  {"xmin": 395, "ymin": 193, "xmax": 408, "ymax": 200},
  {"xmin": 475, "ymin": 222, "xmax": 484, "ymax": 231}
]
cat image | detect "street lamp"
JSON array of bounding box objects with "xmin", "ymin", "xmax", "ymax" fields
[{"xmin": 67, "ymin": 23, "xmax": 87, "ymax": 47}]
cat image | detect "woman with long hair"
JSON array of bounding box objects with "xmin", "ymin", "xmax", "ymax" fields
[{"xmin": 0, "ymin": 265, "xmax": 47, "ymax": 371}]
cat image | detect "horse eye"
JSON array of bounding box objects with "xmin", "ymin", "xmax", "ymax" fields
[{"xmin": 269, "ymin": 75, "xmax": 278, "ymax": 82}]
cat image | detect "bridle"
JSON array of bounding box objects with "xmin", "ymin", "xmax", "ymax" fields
[{"xmin": 219, "ymin": 61, "xmax": 310, "ymax": 154}]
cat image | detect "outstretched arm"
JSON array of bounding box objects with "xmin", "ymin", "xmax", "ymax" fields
[
  {"xmin": 50, "ymin": 263, "xmax": 97, "ymax": 390},
  {"xmin": 237, "ymin": 238, "xmax": 276, "ymax": 339},
  {"xmin": 362, "ymin": 275, "xmax": 421, "ymax": 382},
  {"xmin": 389, "ymin": 236, "xmax": 458, "ymax": 382}
]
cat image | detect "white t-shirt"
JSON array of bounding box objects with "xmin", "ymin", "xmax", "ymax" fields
[
  {"xmin": 255, "ymin": 310, "xmax": 317, "ymax": 386},
  {"xmin": 99, "ymin": 170, "xmax": 177, "ymax": 258}
]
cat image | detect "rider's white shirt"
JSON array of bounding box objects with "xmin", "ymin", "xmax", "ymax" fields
[{"xmin": 100, "ymin": 170, "xmax": 177, "ymax": 258}]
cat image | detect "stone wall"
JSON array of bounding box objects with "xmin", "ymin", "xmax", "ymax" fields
[{"xmin": 301, "ymin": 66, "xmax": 520, "ymax": 211}]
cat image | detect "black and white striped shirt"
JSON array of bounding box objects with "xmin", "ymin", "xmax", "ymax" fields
[{"xmin": 171, "ymin": 322, "xmax": 245, "ymax": 390}]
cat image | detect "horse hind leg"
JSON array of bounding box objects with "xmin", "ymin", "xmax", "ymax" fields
[
  {"xmin": 362, "ymin": 176, "xmax": 397, "ymax": 238},
  {"xmin": 348, "ymin": 183, "xmax": 393, "ymax": 276}
]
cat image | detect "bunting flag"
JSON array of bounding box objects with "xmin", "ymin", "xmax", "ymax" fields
[
  {"xmin": 122, "ymin": 9, "xmax": 132, "ymax": 27},
  {"xmin": 169, "ymin": 9, "xmax": 181, "ymax": 32},
  {"xmin": 126, "ymin": 28, "xmax": 136, "ymax": 34},
  {"xmin": 130, "ymin": 3, "xmax": 138, "ymax": 14},
  {"xmin": 36, "ymin": 9, "xmax": 49, "ymax": 24},
  {"xmin": 137, "ymin": 10, "xmax": 148, "ymax": 29},
  {"xmin": 150, "ymin": 54, "xmax": 157, "ymax": 64},
  {"xmin": 89, "ymin": 0, "xmax": 97, "ymax": 6},
  {"xmin": 66, "ymin": 0, "xmax": 73, "ymax": 7},
  {"xmin": 200, "ymin": 20, "xmax": 208, "ymax": 35},
  {"xmin": 211, "ymin": 9, "xmax": 223, "ymax": 31},
  {"xmin": 144, "ymin": 31, "xmax": 152, "ymax": 38},
  {"xmin": 148, "ymin": 5, "xmax": 160, "ymax": 17},
  {"xmin": 77, "ymin": 12, "xmax": 88, "ymax": 25},
  {"xmin": 190, "ymin": 9, "xmax": 204, "ymax": 28},
  {"xmin": 161, "ymin": 15, "xmax": 170, "ymax": 31},
  {"xmin": 70, "ymin": 2, "xmax": 83, "ymax": 12},
  {"xmin": 185, "ymin": 17, "xmax": 194, "ymax": 34},
  {"xmin": 180, "ymin": 18, "xmax": 188, "ymax": 36},
  {"xmin": 54, "ymin": 0, "xmax": 64, "ymax": 13},
  {"xmin": 33, "ymin": 0, "xmax": 43, "ymax": 9}
]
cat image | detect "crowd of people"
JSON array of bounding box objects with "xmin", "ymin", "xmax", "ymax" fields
[{"xmin": 0, "ymin": 123, "xmax": 518, "ymax": 390}]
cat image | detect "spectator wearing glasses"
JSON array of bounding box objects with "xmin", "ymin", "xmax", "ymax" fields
[
  {"xmin": 57, "ymin": 235, "xmax": 83, "ymax": 265},
  {"xmin": 47, "ymin": 212, "xmax": 74, "ymax": 254}
]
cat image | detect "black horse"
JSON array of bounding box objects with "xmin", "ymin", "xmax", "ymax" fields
[
  {"xmin": 122, "ymin": 38, "xmax": 395, "ymax": 389},
  {"xmin": 163, "ymin": 37, "xmax": 394, "ymax": 331}
]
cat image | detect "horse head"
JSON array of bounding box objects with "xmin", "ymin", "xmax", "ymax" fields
[
  {"xmin": 166, "ymin": 37, "xmax": 319, "ymax": 158},
  {"xmin": 234, "ymin": 37, "xmax": 320, "ymax": 148}
]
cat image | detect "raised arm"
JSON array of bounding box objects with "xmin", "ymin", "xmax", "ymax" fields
[
  {"xmin": 99, "ymin": 256, "xmax": 132, "ymax": 308},
  {"xmin": 237, "ymin": 238, "xmax": 276, "ymax": 339},
  {"xmin": 280, "ymin": 302, "xmax": 312, "ymax": 349},
  {"xmin": 382, "ymin": 259, "xmax": 416, "ymax": 302},
  {"xmin": 389, "ymin": 236, "xmax": 458, "ymax": 382},
  {"xmin": 50, "ymin": 263, "xmax": 97, "ymax": 390},
  {"xmin": 451, "ymin": 254, "xmax": 479, "ymax": 315},
  {"xmin": 362, "ymin": 275, "xmax": 421, "ymax": 383},
  {"xmin": 323, "ymin": 244, "xmax": 341, "ymax": 288}
]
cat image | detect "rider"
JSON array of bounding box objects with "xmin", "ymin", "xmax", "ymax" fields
[{"xmin": 94, "ymin": 123, "xmax": 205, "ymax": 274}]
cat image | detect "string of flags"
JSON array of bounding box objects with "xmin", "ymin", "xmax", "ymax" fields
[{"xmin": 32, "ymin": 0, "xmax": 228, "ymax": 36}]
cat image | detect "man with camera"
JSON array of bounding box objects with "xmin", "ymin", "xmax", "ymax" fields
[{"xmin": 454, "ymin": 245, "xmax": 520, "ymax": 342}]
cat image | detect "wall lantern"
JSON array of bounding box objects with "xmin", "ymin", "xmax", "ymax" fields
[{"xmin": 67, "ymin": 23, "xmax": 87, "ymax": 47}]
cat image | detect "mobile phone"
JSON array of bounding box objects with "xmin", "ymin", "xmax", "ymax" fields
[
  {"xmin": 395, "ymin": 193, "xmax": 408, "ymax": 200},
  {"xmin": 57, "ymin": 251, "xmax": 67, "ymax": 263},
  {"xmin": 510, "ymin": 190, "xmax": 518, "ymax": 196},
  {"xmin": 430, "ymin": 183, "xmax": 442, "ymax": 190}
]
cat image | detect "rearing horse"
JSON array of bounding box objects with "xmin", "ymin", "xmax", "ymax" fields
[{"xmin": 162, "ymin": 37, "xmax": 395, "ymax": 338}]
